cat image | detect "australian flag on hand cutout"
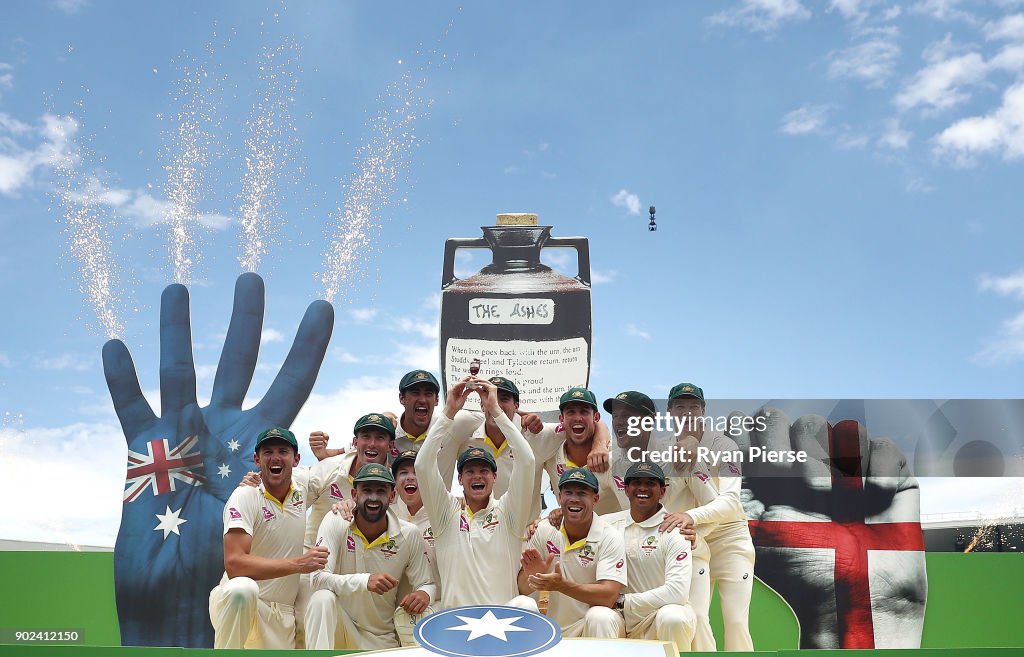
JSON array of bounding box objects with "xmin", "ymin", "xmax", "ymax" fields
[{"xmin": 414, "ymin": 606, "xmax": 561, "ymax": 657}]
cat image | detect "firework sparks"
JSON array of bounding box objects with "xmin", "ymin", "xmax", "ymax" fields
[
  {"xmin": 318, "ymin": 71, "xmax": 431, "ymax": 302},
  {"xmin": 963, "ymin": 471, "xmax": 1024, "ymax": 552},
  {"xmin": 51, "ymin": 114, "xmax": 125, "ymax": 339},
  {"xmin": 161, "ymin": 48, "xmax": 222, "ymax": 284},
  {"xmin": 238, "ymin": 36, "xmax": 303, "ymax": 272}
]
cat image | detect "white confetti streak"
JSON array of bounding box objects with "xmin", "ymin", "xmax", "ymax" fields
[
  {"xmin": 318, "ymin": 71, "xmax": 432, "ymax": 303},
  {"xmin": 51, "ymin": 114, "xmax": 125, "ymax": 339},
  {"xmin": 238, "ymin": 37, "xmax": 302, "ymax": 272},
  {"xmin": 162, "ymin": 47, "xmax": 222, "ymax": 285}
]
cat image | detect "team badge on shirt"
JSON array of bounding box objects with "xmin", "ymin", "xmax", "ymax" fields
[
  {"xmin": 482, "ymin": 511, "xmax": 499, "ymax": 531},
  {"xmin": 577, "ymin": 543, "xmax": 595, "ymax": 566},
  {"xmin": 423, "ymin": 526, "xmax": 435, "ymax": 545},
  {"xmin": 381, "ymin": 539, "xmax": 399, "ymax": 559},
  {"xmin": 640, "ymin": 535, "xmax": 659, "ymax": 554}
]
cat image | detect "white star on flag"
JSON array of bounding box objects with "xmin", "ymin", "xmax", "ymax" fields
[
  {"xmin": 218, "ymin": 463, "xmax": 231, "ymax": 478},
  {"xmin": 154, "ymin": 506, "xmax": 187, "ymax": 539},
  {"xmin": 227, "ymin": 439, "xmax": 240, "ymax": 452},
  {"xmin": 447, "ymin": 610, "xmax": 529, "ymax": 641}
]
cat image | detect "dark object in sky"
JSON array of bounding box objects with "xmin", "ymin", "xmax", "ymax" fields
[{"xmin": 648, "ymin": 205, "xmax": 657, "ymax": 232}]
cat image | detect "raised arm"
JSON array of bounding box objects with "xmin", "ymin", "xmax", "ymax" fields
[
  {"xmin": 477, "ymin": 381, "xmax": 535, "ymax": 534},
  {"xmin": 418, "ymin": 380, "xmax": 473, "ymax": 533}
]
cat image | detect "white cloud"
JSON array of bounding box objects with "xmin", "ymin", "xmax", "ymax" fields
[
  {"xmin": 895, "ymin": 46, "xmax": 988, "ymax": 112},
  {"xmin": 0, "ymin": 421, "xmax": 126, "ymax": 546},
  {"xmin": 780, "ymin": 104, "xmax": 832, "ymax": 135},
  {"xmin": 626, "ymin": 324, "xmax": 652, "ymax": 341},
  {"xmin": 0, "ymin": 63, "xmax": 13, "ymax": 97},
  {"xmin": 591, "ymin": 269, "xmax": 617, "ymax": 284},
  {"xmin": 541, "ymin": 249, "xmax": 574, "ymax": 276},
  {"xmin": 106, "ymin": 189, "xmax": 231, "ymax": 231},
  {"xmin": 349, "ymin": 307, "xmax": 379, "ymax": 323},
  {"xmin": 979, "ymin": 270, "xmax": 1024, "ymax": 300},
  {"xmin": 836, "ymin": 127, "xmax": 870, "ymax": 148},
  {"xmin": 975, "ymin": 270, "xmax": 1024, "ymax": 364},
  {"xmin": 396, "ymin": 317, "xmax": 438, "ymax": 340},
  {"xmin": 503, "ymin": 165, "xmax": 520, "ymax": 175},
  {"xmin": 611, "ymin": 189, "xmax": 642, "ymax": 215},
  {"xmin": 0, "ymin": 112, "xmax": 78, "ymax": 196},
  {"xmin": 829, "ymin": 0, "xmax": 873, "ymax": 24},
  {"xmin": 36, "ymin": 353, "xmax": 94, "ymax": 372},
  {"xmin": 52, "ymin": 0, "xmax": 89, "ymax": 14},
  {"xmin": 878, "ymin": 118, "xmax": 912, "ymax": 148},
  {"xmin": 933, "ymin": 82, "xmax": 1024, "ymax": 165},
  {"xmin": 260, "ymin": 328, "xmax": 284, "ymax": 343},
  {"xmin": 910, "ymin": 0, "xmax": 977, "ymax": 23},
  {"xmin": 333, "ymin": 350, "xmax": 361, "ymax": 364},
  {"xmin": 984, "ymin": 13, "xmax": 1024, "ymax": 40},
  {"xmin": 707, "ymin": 0, "xmax": 812, "ymax": 33},
  {"xmin": 975, "ymin": 310, "xmax": 1024, "ymax": 363},
  {"xmin": 290, "ymin": 376, "xmax": 400, "ymax": 450},
  {"xmin": 882, "ymin": 5, "xmax": 902, "ymax": 20},
  {"xmin": 828, "ymin": 30, "xmax": 901, "ymax": 86}
]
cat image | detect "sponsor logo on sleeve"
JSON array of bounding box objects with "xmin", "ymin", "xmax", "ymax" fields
[
  {"xmin": 228, "ymin": 507, "xmax": 241, "ymax": 520},
  {"xmin": 330, "ymin": 483, "xmax": 344, "ymax": 499},
  {"xmin": 676, "ymin": 551, "xmax": 689, "ymax": 561},
  {"xmin": 262, "ymin": 506, "xmax": 275, "ymax": 521},
  {"xmin": 346, "ymin": 535, "xmax": 356, "ymax": 552},
  {"xmin": 545, "ymin": 540, "xmax": 561, "ymax": 555},
  {"xmin": 613, "ymin": 475, "xmax": 624, "ymax": 490}
]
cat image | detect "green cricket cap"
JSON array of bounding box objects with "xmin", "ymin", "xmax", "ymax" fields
[
  {"xmin": 559, "ymin": 386, "xmax": 598, "ymax": 411},
  {"xmin": 353, "ymin": 463, "xmax": 396, "ymax": 486},
  {"xmin": 457, "ymin": 446, "xmax": 497, "ymax": 473},
  {"xmin": 558, "ymin": 466, "xmax": 600, "ymax": 492},
  {"xmin": 668, "ymin": 382, "xmax": 705, "ymax": 402},
  {"xmin": 254, "ymin": 426, "xmax": 298, "ymax": 451},
  {"xmin": 489, "ymin": 376, "xmax": 520, "ymax": 400},
  {"xmin": 399, "ymin": 370, "xmax": 440, "ymax": 393},
  {"xmin": 391, "ymin": 449, "xmax": 418, "ymax": 476},
  {"xmin": 353, "ymin": 413, "xmax": 396, "ymax": 440},
  {"xmin": 603, "ymin": 390, "xmax": 656, "ymax": 416},
  {"xmin": 624, "ymin": 461, "xmax": 666, "ymax": 485}
]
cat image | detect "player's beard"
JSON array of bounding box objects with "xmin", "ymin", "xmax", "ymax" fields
[{"xmin": 356, "ymin": 497, "xmax": 388, "ymax": 523}]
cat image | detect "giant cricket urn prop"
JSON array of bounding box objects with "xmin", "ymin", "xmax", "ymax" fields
[{"xmin": 439, "ymin": 214, "xmax": 592, "ymax": 414}]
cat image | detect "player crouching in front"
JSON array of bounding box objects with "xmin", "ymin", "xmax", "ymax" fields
[
  {"xmin": 209, "ymin": 427, "xmax": 328, "ymax": 649},
  {"xmin": 519, "ymin": 467, "xmax": 627, "ymax": 638},
  {"xmin": 305, "ymin": 463, "xmax": 435, "ymax": 650},
  {"xmin": 605, "ymin": 461, "xmax": 696, "ymax": 653}
]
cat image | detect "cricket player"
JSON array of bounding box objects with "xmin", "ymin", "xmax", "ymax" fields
[
  {"xmin": 303, "ymin": 413, "xmax": 396, "ymax": 548},
  {"xmin": 661, "ymin": 382, "xmax": 755, "ymax": 652},
  {"xmin": 522, "ymin": 387, "xmax": 619, "ymax": 518},
  {"xmin": 209, "ymin": 427, "xmax": 329, "ymax": 649},
  {"xmin": 417, "ymin": 376, "xmax": 539, "ymax": 611},
  {"xmin": 448, "ymin": 376, "xmax": 523, "ymax": 497},
  {"xmin": 390, "ymin": 449, "xmax": 442, "ymax": 645},
  {"xmin": 520, "ymin": 467, "xmax": 627, "ymax": 638},
  {"xmin": 305, "ymin": 463, "xmax": 435, "ymax": 650},
  {"xmin": 604, "ymin": 390, "xmax": 665, "ymax": 508},
  {"xmin": 604, "ymin": 461, "xmax": 696, "ymax": 653}
]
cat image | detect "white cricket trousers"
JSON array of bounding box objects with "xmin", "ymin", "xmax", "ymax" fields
[
  {"xmin": 562, "ymin": 606, "xmax": 626, "ymax": 639},
  {"xmin": 209, "ymin": 577, "xmax": 296, "ymax": 649},
  {"xmin": 627, "ymin": 604, "xmax": 697, "ymax": 653}
]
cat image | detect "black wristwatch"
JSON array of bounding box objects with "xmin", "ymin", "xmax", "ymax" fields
[{"xmin": 614, "ymin": 594, "xmax": 625, "ymax": 610}]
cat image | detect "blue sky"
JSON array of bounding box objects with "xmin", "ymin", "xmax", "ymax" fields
[{"xmin": 1, "ymin": 0, "xmax": 1022, "ymax": 545}]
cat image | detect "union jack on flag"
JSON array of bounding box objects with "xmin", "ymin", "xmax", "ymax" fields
[{"xmin": 124, "ymin": 435, "xmax": 205, "ymax": 502}]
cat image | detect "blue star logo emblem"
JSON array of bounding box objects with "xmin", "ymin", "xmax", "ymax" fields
[{"xmin": 415, "ymin": 605, "xmax": 561, "ymax": 657}]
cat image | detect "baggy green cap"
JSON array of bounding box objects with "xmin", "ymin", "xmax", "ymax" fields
[
  {"xmin": 354, "ymin": 413, "xmax": 396, "ymax": 440},
  {"xmin": 558, "ymin": 466, "xmax": 600, "ymax": 492},
  {"xmin": 353, "ymin": 463, "xmax": 396, "ymax": 486},
  {"xmin": 255, "ymin": 426, "xmax": 298, "ymax": 451},
  {"xmin": 603, "ymin": 390, "xmax": 656, "ymax": 416},
  {"xmin": 399, "ymin": 370, "xmax": 440, "ymax": 393},
  {"xmin": 668, "ymin": 382, "xmax": 705, "ymax": 402},
  {"xmin": 559, "ymin": 386, "xmax": 598, "ymax": 411}
]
